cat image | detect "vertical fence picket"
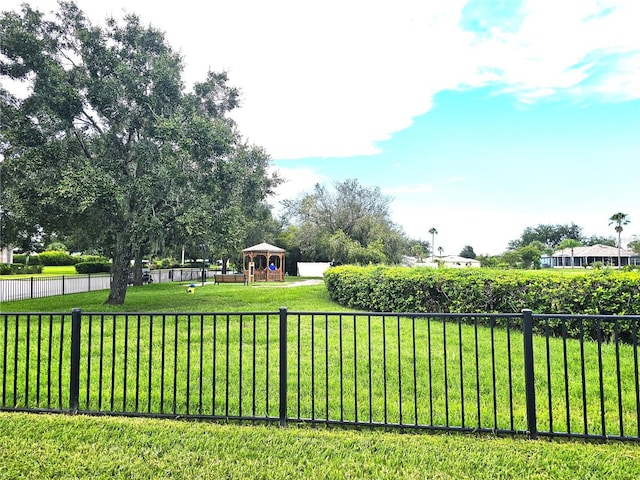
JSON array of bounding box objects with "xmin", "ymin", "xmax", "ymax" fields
[
  {"xmin": 69, "ymin": 308, "xmax": 81, "ymax": 413},
  {"xmin": 634, "ymin": 319, "xmax": 640, "ymax": 438},
  {"xmin": 278, "ymin": 307, "xmax": 288, "ymax": 427},
  {"xmin": 522, "ymin": 309, "xmax": 537, "ymax": 440}
]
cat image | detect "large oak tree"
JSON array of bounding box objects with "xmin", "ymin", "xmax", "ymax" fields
[{"xmin": 0, "ymin": 1, "xmax": 278, "ymax": 303}]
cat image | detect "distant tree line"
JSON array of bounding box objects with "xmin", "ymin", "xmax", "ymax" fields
[
  {"xmin": 479, "ymin": 221, "xmax": 628, "ymax": 269},
  {"xmin": 277, "ymin": 179, "xmax": 415, "ymax": 272}
]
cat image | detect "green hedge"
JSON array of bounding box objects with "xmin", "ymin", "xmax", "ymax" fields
[
  {"xmin": 78, "ymin": 255, "xmax": 108, "ymax": 264},
  {"xmin": 12, "ymin": 254, "xmax": 41, "ymax": 265},
  {"xmin": 13, "ymin": 253, "xmax": 108, "ymax": 266},
  {"xmin": 75, "ymin": 262, "xmax": 112, "ymax": 274},
  {"xmin": 324, "ymin": 266, "xmax": 640, "ymax": 315},
  {"xmin": 3, "ymin": 263, "xmax": 43, "ymax": 274},
  {"xmin": 324, "ymin": 266, "xmax": 640, "ymax": 340},
  {"xmin": 36, "ymin": 251, "xmax": 77, "ymax": 266}
]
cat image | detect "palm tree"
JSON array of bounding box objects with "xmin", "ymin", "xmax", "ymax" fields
[
  {"xmin": 429, "ymin": 227, "xmax": 438, "ymax": 261},
  {"xmin": 438, "ymin": 246, "xmax": 444, "ymax": 257},
  {"xmin": 609, "ymin": 212, "xmax": 630, "ymax": 268},
  {"xmin": 411, "ymin": 244, "xmax": 425, "ymax": 262},
  {"xmin": 557, "ymin": 242, "xmax": 566, "ymax": 268},
  {"xmin": 558, "ymin": 238, "xmax": 581, "ymax": 268}
]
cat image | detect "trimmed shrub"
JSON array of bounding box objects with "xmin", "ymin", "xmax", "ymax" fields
[
  {"xmin": 324, "ymin": 266, "xmax": 640, "ymax": 340},
  {"xmin": 75, "ymin": 262, "xmax": 111, "ymax": 274},
  {"xmin": 158, "ymin": 258, "xmax": 180, "ymax": 268},
  {"xmin": 12, "ymin": 254, "xmax": 42, "ymax": 265},
  {"xmin": 0, "ymin": 264, "xmax": 11, "ymax": 275},
  {"xmin": 7, "ymin": 263, "xmax": 43, "ymax": 274},
  {"xmin": 38, "ymin": 251, "xmax": 76, "ymax": 266},
  {"xmin": 75, "ymin": 255, "xmax": 108, "ymax": 264}
]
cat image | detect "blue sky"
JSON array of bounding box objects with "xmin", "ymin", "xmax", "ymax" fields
[
  {"xmin": 4, "ymin": 0, "xmax": 640, "ymax": 255},
  {"xmin": 274, "ymin": 89, "xmax": 639, "ymax": 254}
]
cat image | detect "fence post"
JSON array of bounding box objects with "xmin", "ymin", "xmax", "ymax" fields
[
  {"xmin": 70, "ymin": 308, "xmax": 82, "ymax": 413},
  {"xmin": 522, "ymin": 309, "xmax": 537, "ymax": 439},
  {"xmin": 279, "ymin": 307, "xmax": 288, "ymax": 427}
]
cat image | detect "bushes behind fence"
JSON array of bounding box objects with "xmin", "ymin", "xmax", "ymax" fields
[
  {"xmin": 12, "ymin": 254, "xmax": 42, "ymax": 265},
  {"xmin": 1, "ymin": 263, "xmax": 43, "ymax": 274},
  {"xmin": 13, "ymin": 252, "xmax": 108, "ymax": 266},
  {"xmin": 74, "ymin": 262, "xmax": 112, "ymax": 274},
  {"xmin": 324, "ymin": 265, "xmax": 640, "ymax": 340}
]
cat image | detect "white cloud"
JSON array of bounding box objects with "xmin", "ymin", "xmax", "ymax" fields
[
  {"xmin": 6, "ymin": 0, "xmax": 637, "ymax": 160},
  {"xmin": 471, "ymin": 0, "xmax": 640, "ymax": 103},
  {"xmin": 268, "ymin": 166, "xmax": 324, "ymax": 212},
  {"xmin": 231, "ymin": 0, "xmax": 640, "ymax": 158}
]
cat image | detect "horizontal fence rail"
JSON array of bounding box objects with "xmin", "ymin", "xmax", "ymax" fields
[
  {"xmin": 0, "ymin": 309, "xmax": 638, "ymax": 442},
  {"xmin": 0, "ymin": 269, "xmax": 208, "ymax": 302}
]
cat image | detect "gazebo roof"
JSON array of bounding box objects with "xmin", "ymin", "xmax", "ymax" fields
[{"xmin": 242, "ymin": 242, "xmax": 285, "ymax": 253}]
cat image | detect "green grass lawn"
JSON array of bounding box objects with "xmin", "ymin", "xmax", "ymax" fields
[
  {"xmin": 0, "ymin": 265, "xmax": 79, "ymax": 278},
  {"xmin": 0, "ymin": 277, "xmax": 337, "ymax": 313},
  {"xmin": 0, "ymin": 412, "xmax": 639, "ymax": 479},
  {"xmin": 41, "ymin": 265, "xmax": 79, "ymax": 275},
  {"xmin": 1, "ymin": 280, "xmax": 639, "ymax": 478}
]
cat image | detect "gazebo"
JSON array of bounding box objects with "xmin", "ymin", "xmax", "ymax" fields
[{"xmin": 242, "ymin": 242, "xmax": 286, "ymax": 282}]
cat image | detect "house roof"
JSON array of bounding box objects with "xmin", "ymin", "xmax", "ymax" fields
[
  {"xmin": 551, "ymin": 243, "xmax": 637, "ymax": 258},
  {"xmin": 440, "ymin": 255, "xmax": 481, "ymax": 264},
  {"xmin": 242, "ymin": 242, "xmax": 285, "ymax": 253}
]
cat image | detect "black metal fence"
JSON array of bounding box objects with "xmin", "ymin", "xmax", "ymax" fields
[
  {"xmin": 1, "ymin": 309, "xmax": 638, "ymax": 441},
  {"xmin": 0, "ymin": 268, "xmax": 207, "ymax": 302}
]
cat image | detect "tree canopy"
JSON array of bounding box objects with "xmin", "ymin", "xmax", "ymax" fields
[
  {"xmin": 459, "ymin": 245, "xmax": 476, "ymax": 259},
  {"xmin": 508, "ymin": 223, "xmax": 583, "ymax": 250},
  {"xmin": 0, "ymin": 2, "xmax": 279, "ymax": 303},
  {"xmin": 280, "ymin": 179, "xmax": 407, "ymax": 265},
  {"xmin": 582, "ymin": 235, "xmax": 616, "ymax": 247}
]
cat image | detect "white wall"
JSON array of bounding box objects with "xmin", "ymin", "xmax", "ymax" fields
[
  {"xmin": 297, "ymin": 262, "xmax": 332, "ymax": 277},
  {"xmin": 0, "ymin": 247, "xmax": 13, "ymax": 264}
]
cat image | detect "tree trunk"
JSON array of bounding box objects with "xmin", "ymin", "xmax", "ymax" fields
[
  {"xmin": 106, "ymin": 243, "xmax": 131, "ymax": 305},
  {"xmin": 131, "ymin": 250, "xmax": 144, "ymax": 286}
]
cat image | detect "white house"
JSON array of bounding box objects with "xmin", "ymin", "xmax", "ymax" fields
[
  {"xmin": 403, "ymin": 254, "xmax": 481, "ymax": 268},
  {"xmin": 438, "ymin": 255, "xmax": 481, "ymax": 268},
  {"xmin": 543, "ymin": 244, "xmax": 640, "ymax": 268}
]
